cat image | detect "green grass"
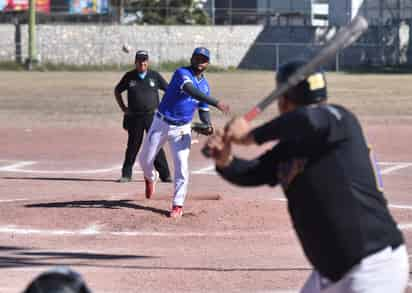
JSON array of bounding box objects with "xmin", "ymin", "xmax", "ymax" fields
[
  {"xmin": 0, "ymin": 61, "xmax": 27, "ymax": 71},
  {"xmin": 343, "ymin": 65, "xmax": 412, "ymax": 74},
  {"xmin": 2, "ymin": 59, "xmax": 412, "ymax": 74},
  {"xmin": 0, "ymin": 60, "xmax": 234, "ymax": 72}
]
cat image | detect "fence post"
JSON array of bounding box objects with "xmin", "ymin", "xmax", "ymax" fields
[
  {"xmin": 14, "ymin": 17, "xmax": 22, "ymax": 64},
  {"xmin": 335, "ymin": 49, "xmax": 340, "ymax": 72},
  {"xmin": 275, "ymin": 43, "xmax": 279, "ymax": 71}
]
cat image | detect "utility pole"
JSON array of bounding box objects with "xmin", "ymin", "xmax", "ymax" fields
[
  {"xmin": 396, "ymin": 0, "xmax": 401, "ymax": 65},
  {"xmin": 379, "ymin": 0, "xmax": 385, "ymax": 65},
  {"xmin": 228, "ymin": 0, "xmax": 232, "ymax": 25},
  {"xmin": 166, "ymin": 0, "xmax": 169, "ymax": 21},
  {"xmin": 211, "ymin": 0, "xmax": 215, "ymax": 25},
  {"xmin": 27, "ymin": 0, "xmax": 37, "ymax": 70}
]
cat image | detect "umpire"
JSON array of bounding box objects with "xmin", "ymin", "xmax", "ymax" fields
[
  {"xmin": 206, "ymin": 60, "xmax": 409, "ymax": 293},
  {"xmin": 115, "ymin": 50, "xmax": 171, "ymax": 183}
]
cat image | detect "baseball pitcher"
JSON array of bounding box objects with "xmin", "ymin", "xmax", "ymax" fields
[{"xmin": 139, "ymin": 47, "xmax": 229, "ymax": 218}]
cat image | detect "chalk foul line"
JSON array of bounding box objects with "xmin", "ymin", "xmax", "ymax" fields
[{"xmin": 1, "ymin": 161, "xmax": 412, "ymax": 176}]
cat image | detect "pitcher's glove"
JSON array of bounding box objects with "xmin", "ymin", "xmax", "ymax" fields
[{"xmin": 191, "ymin": 122, "xmax": 214, "ymax": 136}]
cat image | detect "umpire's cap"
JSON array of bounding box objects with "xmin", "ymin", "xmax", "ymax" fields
[
  {"xmin": 192, "ymin": 47, "xmax": 210, "ymax": 61},
  {"xmin": 22, "ymin": 266, "xmax": 92, "ymax": 293},
  {"xmin": 135, "ymin": 50, "xmax": 149, "ymax": 60},
  {"xmin": 276, "ymin": 60, "xmax": 327, "ymax": 105}
]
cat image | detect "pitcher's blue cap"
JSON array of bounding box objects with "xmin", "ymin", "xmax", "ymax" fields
[{"xmin": 192, "ymin": 47, "xmax": 210, "ymax": 61}]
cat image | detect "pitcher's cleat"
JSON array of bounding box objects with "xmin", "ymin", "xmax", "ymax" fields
[{"xmin": 170, "ymin": 206, "xmax": 183, "ymax": 219}]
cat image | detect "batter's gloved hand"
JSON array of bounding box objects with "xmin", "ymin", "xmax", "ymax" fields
[{"xmin": 191, "ymin": 122, "xmax": 214, "ymax": 136}]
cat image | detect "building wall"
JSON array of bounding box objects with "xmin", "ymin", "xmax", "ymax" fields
[
  {"xmin": 257, "ymin": 0, "xmax": 312, "ymax": 13},
  {"xmin": 215, "ymin": 0, "xmax": 257, "ymax": 9},
  {"xmin": 330, "ymin": 0, "xmax": 411, "ymax": 26}
]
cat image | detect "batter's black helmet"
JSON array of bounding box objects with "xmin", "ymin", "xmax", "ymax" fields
[{"xmin": 276, "ymin": 60, "xmax": 327, "ymax": 105}]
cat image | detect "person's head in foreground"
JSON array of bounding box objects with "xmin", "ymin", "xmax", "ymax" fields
[{"xmin": 22, "ymin": 267, "xmax": 92, "ymax": 293}]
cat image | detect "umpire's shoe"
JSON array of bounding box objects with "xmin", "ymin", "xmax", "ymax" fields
[
  {"xmin": 144, "ymin": 171, "xmax": 159, "ymax": 199},
  {"xmin": 160, "ymin": 176, "xmax": 173, "ymax": 183},
  {"xmin": 118, "ymin": 176, "xmax": 131, "ymax": 183}
]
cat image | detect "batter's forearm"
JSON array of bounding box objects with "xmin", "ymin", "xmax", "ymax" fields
[
  {"xmin": 252, "ymin": 109, "xmax": 328, "ymax": 145},
  {"xmin": 216, "ymin": 157, "xmax": 272, "ymax": 187},
  {"xmin": 240, "ymin": 132, "xmax": 257, "ymax": 146}
]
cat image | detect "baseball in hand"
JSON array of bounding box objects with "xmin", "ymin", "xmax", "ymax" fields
[{"xmin": 122, "ymin": 44, "xmax": 131, "ymax": 53}]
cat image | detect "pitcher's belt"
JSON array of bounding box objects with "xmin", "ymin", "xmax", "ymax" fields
[{"xmin": 156, "ymin": 112, "xmax": 187, "ymax": 126}]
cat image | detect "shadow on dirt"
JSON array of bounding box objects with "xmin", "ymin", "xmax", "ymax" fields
[
  {"xmin": 0, "ymin": 246, "xmax": 29, "ymax": 251},
  {"xmin": 0, "ymin": 246, "xmax": 311, "ymax": 272},
  {"xmin": 0, "ymin": 247, "xmax": 156, "ymax": 269},
  {"xmin": 25, "ymin": 200, "xmax": 169, "ymax": 216},
  {"xmin": 2, "ymin": 176, "xmax": 127, "ymax": 183}
]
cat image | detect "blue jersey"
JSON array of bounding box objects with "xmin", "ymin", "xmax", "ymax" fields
[{"xmin": 158, "ymin": 67, "xmax": 210, "ymax": 124}]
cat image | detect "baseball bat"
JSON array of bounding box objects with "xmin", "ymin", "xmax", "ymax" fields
[{"xmin": 202, "ymin": 15, "xmax": 368, "ymax": 157}]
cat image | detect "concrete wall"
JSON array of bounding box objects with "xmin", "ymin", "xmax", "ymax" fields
[
  {"xmin": 0, "ymin": 25, "xmax": 264, "ymax": 67},
  {"xmin": 0, "ymin": 24, "xmax": 410, "ymax": 69}
]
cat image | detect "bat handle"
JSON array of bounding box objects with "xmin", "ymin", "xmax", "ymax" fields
[
  {"xmin": 201, "ymin": 107, "xmax": 262, "ymax": 158},
  {"xmin": 243, "ymin": 107, "xmax": 261, "ymax": 122}
]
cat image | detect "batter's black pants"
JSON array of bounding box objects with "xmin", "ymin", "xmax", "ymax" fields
[{"xmin": 121, "ymin": 113, "xmax": 171, "ymax": 181}]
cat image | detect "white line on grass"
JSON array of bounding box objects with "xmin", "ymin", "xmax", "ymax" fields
[
  {"xmin": 398, "ymin": 223, "xmax": 412, "ymax": 230},
  {"xmin": 0, "ymin": 198, "xmax": 29, "ymax": 203},
  {"xmin": 271, "ymin": 197, "xmax": 412, "ymax": 211},
  {"xmin": 0, "ymin": 225, "xmax": 281, "ymax": 238},
  {"xmin": 192, "ymin": 165, "xmax": 216, "ymax": 175},
  {"xmin": 388, "ymin": 204, "xmax": 412, "ymax": 210},
  {"xmin": 0, "ymin": 163, "xmax": 122, "ymax": 174},
  {"xmin": 0, "ymin": 161, "xmax": 35, "ymax": 171},
  {"xmin": 193, "ymin": 161, "xmax": 412, "ymax": 176},
  {"xmin": 1, "ymin": 223, "xmax": 412, "ymax": 237},
  {"xmin": 1, "ymin": 161, "xmax": 412, "ymax": 176},
  {"xmin": 380, "ymin": 163, "xmax": 412, "ymax": 175},
  {"xmin": 379, "ymin": 162, "xmax": 412, "ymax": 165}
]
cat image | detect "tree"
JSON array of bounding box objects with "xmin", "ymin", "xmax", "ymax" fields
[{"xmin": 129, "ymin": 0, "xmax": 210, "ymax": 24}]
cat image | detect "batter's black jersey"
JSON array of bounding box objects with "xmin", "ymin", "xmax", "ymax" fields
[
  {"xmin": 217, "ymin": 104, "xmax": 404, "ymax": 282},
  {"xmin": 115, "ymin": 69, "xmax": 168, "ymax": 114}
]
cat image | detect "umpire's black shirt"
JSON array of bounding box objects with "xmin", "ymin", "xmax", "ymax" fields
[
  {"xmin": 115, "ymin": 69, "xmax": 168, "ymax": 114},
  {"xmin": 217, "ymin": 104, "xmax": 404, "ymax": 282}
]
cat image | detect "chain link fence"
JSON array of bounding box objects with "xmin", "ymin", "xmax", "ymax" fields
[
  {"xmin": 0, "ymin": 1, "xmax": 411, "ymax": 69},
  {"xmin": 0, "ymin": 0, "xmax": 412, "ymax": 25},
  {"xmin": 0, "ymin": 35, "xmax": 387, "ymax": 71}
]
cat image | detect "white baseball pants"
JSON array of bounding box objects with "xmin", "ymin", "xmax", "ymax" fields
[
  {"xmin": 300, "ymin": 245, "xmax": 409, "ymax": 293},
  {"xmin": 139, "ymin": 115, "xmax": 191, "ymax": 207}
]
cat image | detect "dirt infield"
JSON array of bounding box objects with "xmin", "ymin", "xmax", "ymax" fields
[{"xmin": 1, "ymin": 71, "xmax": 412, "ymax": 292}]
